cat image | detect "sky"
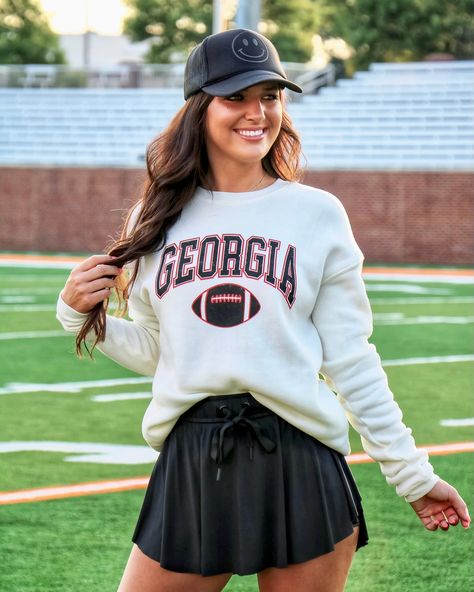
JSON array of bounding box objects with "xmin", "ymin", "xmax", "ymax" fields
[{"xmin": 39, "ymin": 0, "xmax": 129, "ymax": 35}]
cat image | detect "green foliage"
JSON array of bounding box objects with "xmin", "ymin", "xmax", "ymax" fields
[
  {"xmin": 262, "ymin": 0, "xmax": 321, "ymax": 62},
  {"xmin": 321, "ymin": 0, "xmax": 474, "ymax": 70},
  {"xmin": 123, "ymin": 0, "xmax": 213, "ymax": 63},
  {"xmin": 54, "ymin": 69, "xmax": 87, "ymax": 87},
  {"xmin": 123, "ymin": 0, "xmax": 320, "ymax": 63},
  {"xmin": 0, "ymin": 0, "xmax": 66, "ymax": 64}
]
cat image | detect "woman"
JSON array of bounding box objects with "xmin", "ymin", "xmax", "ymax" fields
[{"xmin": 57, "ymin": 29, "xmax": 470, "ymax": 592}]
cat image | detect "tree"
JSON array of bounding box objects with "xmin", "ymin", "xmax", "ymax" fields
[
  {"xmin": 124, "ymin": 0, "xmax": 320, "ymax": 63},
  {"xmin": 423, "ymin": 0, "xmax": 474, "ymax": 59},
  {"xmin": 321, "ymin": 0, "xmax": 474, "ymax": 70},
  {"xmin": 123, "ymin": 0, "xmax": 213, "ymax": 63},
  {"xmin": 262, "ymin": 0, "xmax": 321, "ymax": 63},
  {"xmin": 0, "ymin": 0, "xmax": 66, "ymax": 64}
]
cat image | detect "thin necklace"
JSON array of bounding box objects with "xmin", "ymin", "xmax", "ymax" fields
[
  {"xmin": 248, "ymin": 172, "xmax": 266, "ymax": 192},
  {"xmin": 205, "ymin": 172, "xmax": 267, "ymax": 192}
]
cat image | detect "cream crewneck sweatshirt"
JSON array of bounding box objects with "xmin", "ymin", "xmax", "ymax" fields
[{"xmin": 57, "ymin": 179, "xmax": 439, "ymax": 502}]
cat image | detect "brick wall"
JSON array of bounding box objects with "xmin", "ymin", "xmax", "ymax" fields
[{"xmin": 1, "ymin": 167, "xmax": 473, "ymax": 264}]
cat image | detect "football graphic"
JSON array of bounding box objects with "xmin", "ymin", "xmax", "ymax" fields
[{"xmin": 192, "ymin": 283, "xmax": 261, "ymax": 327}]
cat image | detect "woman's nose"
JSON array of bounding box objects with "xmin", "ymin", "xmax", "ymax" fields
[{"xmin": 245, "ymin": 99, "xmax": 265, "ymax": 121}]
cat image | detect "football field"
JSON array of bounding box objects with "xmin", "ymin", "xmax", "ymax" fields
[{"xmin": 0, "ymin": 258, "xmax": 473, "ymax": 591}]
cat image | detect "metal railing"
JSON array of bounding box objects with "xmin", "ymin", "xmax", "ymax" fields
[
  {"xmin": 0, "ymin": 62, "xmax": 335, "ymax": 93},
  {"xmin": 293, "ymin": 64, "xmax": 336, "ymax": 95}
]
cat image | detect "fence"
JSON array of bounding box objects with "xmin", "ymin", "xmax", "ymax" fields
[{"xmin": 0, "ymin": 63, "xmax": 334, "ymax": 93}]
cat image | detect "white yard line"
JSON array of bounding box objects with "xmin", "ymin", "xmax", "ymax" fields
[
  {"xmin": 0, "ymin": 296, "xmax": 37, "ymax": 303},
  {"xmin": 373, "ymin": 315, "xmax": 474, "ymax": 325},
  {"xmin": 440, "ymin": 418, "xmax": 474, "ymax": 427},
  {"xmin": 0, "ymin": 288, "xmax": 61, "ymax": 294},
  {"xmin": 383, "ymin": 354, "xmax": 474, "ymax": 366},
  {"xmin": 0, "ymin": 355, "xmax": 472, "ymax": 396},
  {"xmin": 1, "ymin": 298, "xmax": 472, "ymax": 314},
  {"xmin": 0, "ymin": 330, "xmax": 69, "ymax": 340},
  {"xmin": 0, "ymin": 305, "xmax": 56, "ymax": 312},
  {"xmin": 92, "ymin": 392, "xmax": 152, "ymax": 402},
  {"xmin": 366, "ymin": 284, "xmax": 451, "ymax": 294},
  {"xmin": 0, "ymin": 441, "xmax": 157, "ymax": 465},
  {"xmin": 371, "ymin": 297, "xmax": 474, "ymax": 304},
  {"xmin": 0, "ymin": 275, "xmax": 67, "ymax": 281},
  {"xmin": 0, "ymin": 376, "xmax": 152, "ymax": 395}
]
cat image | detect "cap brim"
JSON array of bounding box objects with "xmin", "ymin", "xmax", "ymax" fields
[{"xmin": 202, "ymin": 70, "xmax": 302, "ymax": 96}]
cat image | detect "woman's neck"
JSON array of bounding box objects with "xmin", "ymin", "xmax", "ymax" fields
[{"xmin": 205, "ymin": 163, "xmax": 274, "ymax": 193}]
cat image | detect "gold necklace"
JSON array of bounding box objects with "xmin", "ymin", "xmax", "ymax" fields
[
  {"xmin": 205, "ymin": 172, "xmax": 267, "ymax": 192},
  {"xmin": 248, "ymin": 172, "xmax": 266, "ymax": 192}
]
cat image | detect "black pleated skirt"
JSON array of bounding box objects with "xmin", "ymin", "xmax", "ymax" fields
[{"xmin": 132, "ymin": 393, "xmax": 368, "ymax": 576}]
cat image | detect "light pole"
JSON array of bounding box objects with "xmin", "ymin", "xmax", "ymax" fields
[
  {"xmin": 213, "ymin": 0, "xmax": 223, "ymax": 34},
  {"xmin": 83, "ymin": 0, "xmax": 91, "ymax": 68},
  {"xmin": 235, "ymin": 0, "xmax": 261, "ymax": 31}
]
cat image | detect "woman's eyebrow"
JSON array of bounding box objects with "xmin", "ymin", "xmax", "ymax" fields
[{"xmin": 240, "ymin": 84, "xmax": 280, "ymax": 94}]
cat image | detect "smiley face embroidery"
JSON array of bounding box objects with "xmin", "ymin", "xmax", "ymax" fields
[{"xmin": 231, "ymin": 32, "xmax": 269, "ymax": 63}]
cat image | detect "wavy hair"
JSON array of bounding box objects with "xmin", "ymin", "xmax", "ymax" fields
[{"xmin": 76, "ymin": 90, "xmax": 303, "ymax": 356}]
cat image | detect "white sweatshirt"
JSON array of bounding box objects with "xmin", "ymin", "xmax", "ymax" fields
[{"xmin": 57, "ymin": 179, "xmax": 439, "ymax": 502}]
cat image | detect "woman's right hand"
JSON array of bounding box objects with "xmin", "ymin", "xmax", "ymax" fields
[{"xmin": 60, "ymin": 254, "xmax": 122, "ymax": 314}]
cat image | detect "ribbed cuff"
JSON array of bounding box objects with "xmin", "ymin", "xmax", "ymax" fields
[
  {"xmin": 56, "ymin": 294, "xmax": 89, "ymax": 333},
  {"xmin": 404, "ymin": 474, "xmax": 441, "ymax": 503}
]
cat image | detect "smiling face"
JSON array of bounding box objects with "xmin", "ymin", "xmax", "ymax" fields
[
  {"xmin": 204, "ymin": 82, "xmax": 283, "ymax": 172},
  {"xmin": 231, "ymin": 32, "xmax": 269, "ymax": 63}
]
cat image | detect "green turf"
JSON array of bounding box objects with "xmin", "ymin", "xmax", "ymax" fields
[
  {"xmin": 0, "ymin": 264, "xmax": 473, "ymax": 591},
  {"xmin": 0, "ymin": 456, "xmax": 472, "ymax": 592}
]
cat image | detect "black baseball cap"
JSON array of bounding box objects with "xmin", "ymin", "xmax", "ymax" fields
[{"xmin": 184, "ymin": 28, "xmax": 303, "ymax": 100}]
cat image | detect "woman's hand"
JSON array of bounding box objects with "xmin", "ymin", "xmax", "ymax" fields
[
  {"xmin": 61, "ymin": 254, "xmax": 122, "ymax": 314},
  {"xmin": 410, "ymin": 479, "xmax": 471, "ymax": 531}
]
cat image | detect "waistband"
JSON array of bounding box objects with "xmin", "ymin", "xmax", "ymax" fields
[
  {"xmin": 179, "ymin": 392, "xmax": 277, "ymax": 481},
  {"xmin": 179, "ymin": 392, "xmax": 274, "ymax": 423}
]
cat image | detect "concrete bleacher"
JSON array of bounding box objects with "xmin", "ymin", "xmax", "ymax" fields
[{"xmin": 0, "ymin": 60, "xmax": 473, "ymax": 170}]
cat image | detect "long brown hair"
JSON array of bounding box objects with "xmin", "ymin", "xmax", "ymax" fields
[{"xmin": 76, "ymin": 90, "xmax": 303, "ymax": 356}]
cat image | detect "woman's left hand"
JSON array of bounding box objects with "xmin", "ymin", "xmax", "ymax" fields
[{"xmin": 410, "ymin": 479, "xmax": 471, "ymax": 531}]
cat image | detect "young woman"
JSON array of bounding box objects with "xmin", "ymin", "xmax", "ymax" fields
[{"xmin": 57, "ymin": 29, "xmax": 470, "ymax": 592}]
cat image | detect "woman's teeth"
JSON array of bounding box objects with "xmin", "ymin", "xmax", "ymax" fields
[{"xmin": 238, "ymin": 129, "xmax": 264, "ymax": 137}]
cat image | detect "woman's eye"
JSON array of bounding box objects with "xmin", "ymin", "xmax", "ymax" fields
[{"xmin": 224, "ymin": 92, "xmax": 279, "ymax": 102}]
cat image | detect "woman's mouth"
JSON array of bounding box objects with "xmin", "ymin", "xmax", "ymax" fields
[{"xmin": 235, "ymin": 128, "xmax": 266, "ymax": 139}]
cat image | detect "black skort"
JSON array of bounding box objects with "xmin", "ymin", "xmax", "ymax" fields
[{"xmin": 132, "ymin": 392, "xmax": 369, "ymax": 576}]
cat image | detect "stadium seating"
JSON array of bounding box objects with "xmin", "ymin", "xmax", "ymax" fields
[{"xmin": 0, "ymin": 61, "xmax": 472, "ymax": 170}]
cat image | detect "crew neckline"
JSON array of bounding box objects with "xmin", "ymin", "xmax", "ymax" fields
[{"xmin": 195, "ymin": 178, "xmax": 289, "ymax": 205}]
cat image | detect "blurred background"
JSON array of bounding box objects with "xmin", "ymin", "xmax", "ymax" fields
[
  {"xmin": 0, "ymin": 0, "xmax": 473, "ymax": 262},
  {"xmin": 0, "ymin": 3, "xmax": 473, "ymax": 592}
]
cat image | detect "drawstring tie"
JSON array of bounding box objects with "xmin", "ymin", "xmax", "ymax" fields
[{"xmin": 210, "ymin": 403, "xmax": 276, "ymax": 481}]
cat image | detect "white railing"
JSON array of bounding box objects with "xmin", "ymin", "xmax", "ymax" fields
[{"xmin": 0, "ymin": 62, "xmax": 332, "ymax": 93}]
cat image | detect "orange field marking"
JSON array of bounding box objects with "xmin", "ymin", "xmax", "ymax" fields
[
  {"xmin": 0, "ymin": 254, "xmax": 473, "ymax": 276},
  {"xmin": 1, "ymin": 442, "xmax": 473, "ymax": 506},
  {"xmin": 0, "ymin": 254, "xmax": 84, "ymax": 264},
  {"xmin": 0, "ymin": 477, "xmax": 149, "ymax": 505}
]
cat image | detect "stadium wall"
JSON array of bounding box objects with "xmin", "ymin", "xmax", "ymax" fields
[{"xmin": 1, "ymin": 167, "xmax": 473, "ymax": 265}]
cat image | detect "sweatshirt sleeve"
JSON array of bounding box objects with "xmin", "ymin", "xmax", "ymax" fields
[
  {"xmin": 56, "ymin": 262, "xmax": 160, "ymax": 377},
  {"xmin": 311, "ymin": 197, "xmax": 439, "ymax": 502}
]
